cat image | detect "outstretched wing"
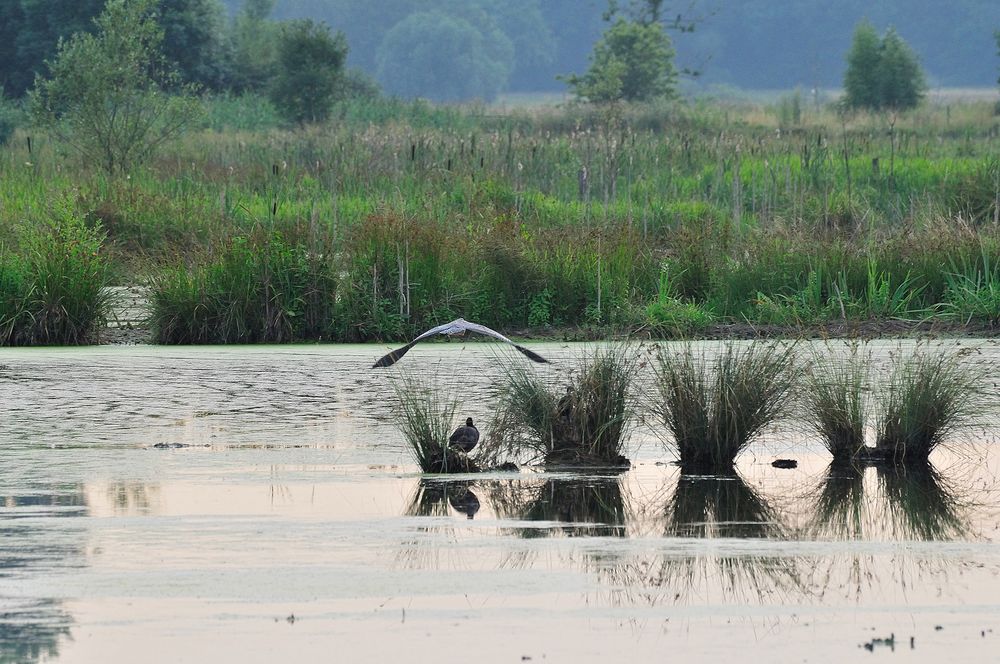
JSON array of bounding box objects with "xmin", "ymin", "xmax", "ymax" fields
[
  {"xmin": 372, "ymin": 319, "xmax": 463, "ymax": 368},
  {"xmin": 461, "ymin": 320, "xmax": 549, "ymax": 364},
  {"xmin": 372, "ymin": 318, "xmax": 548, "ymax": 368}
]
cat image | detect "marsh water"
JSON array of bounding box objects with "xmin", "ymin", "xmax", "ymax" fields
[{"xmin": 2, "ymin": 341, "xmax": 1000, "ymax": 663}]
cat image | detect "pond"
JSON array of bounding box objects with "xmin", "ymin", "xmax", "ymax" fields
[{"xmin": 1, "ymin": 341, "xmax": 999, "ymax": 662}]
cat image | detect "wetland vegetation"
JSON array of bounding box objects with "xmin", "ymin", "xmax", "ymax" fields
[{"xmin": 1, "ymin": 94, "xmax": 999, "ymax": 345}]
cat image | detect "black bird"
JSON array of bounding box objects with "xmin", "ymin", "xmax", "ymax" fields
[
  {"xmin": 449, "ymin": 417, "xmax": 480, "ymax": 453},
  {"xmin": 373, "ymin": 318, "xmax": 548, "ymax": 368}
]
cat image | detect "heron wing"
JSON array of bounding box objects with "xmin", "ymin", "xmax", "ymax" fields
[
  {"xmin": 461, "ymin": 321, "xmax": 548, "ymax": 364},
  {"xmin": 372, "ymin": 319, "xmax": 464, "ymax": 368},
  {"xmin": 459, "ymin": 320, "xmax": 515, "ymax": 344},
  {"xmin": 373, "ymin": 318, "xmax": 548, "ymax": 367}
]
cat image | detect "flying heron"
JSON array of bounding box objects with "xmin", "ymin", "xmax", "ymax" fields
[{"xmin": 372, "ymin": 318, "xmax": 548, "ymax": 368}]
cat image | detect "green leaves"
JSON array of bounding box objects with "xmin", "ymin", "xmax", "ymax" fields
[
  {"xmin": 29, "ymin": 0, "xmax": 203, "ymax": 175},
  {"xmin": 564, "ymin": 18, "xmax": 677, "ymax": 103},
  {"xmin": 843, "ymin": 21, "xmax": 926, "ymax": 112},
  {"xmin": 269, "ymin": 19, "xmax": 348, "ymax": 125}
]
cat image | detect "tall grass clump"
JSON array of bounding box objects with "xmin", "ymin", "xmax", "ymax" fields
[
  {"xmin": 1, "ymin": 204, "xmax": 109, "ymax": 345},
  {"xmin": 151, "ymin": 225, "xmax": 336, "ymax": 344},
  {"xmin": 804, "ymin": 347, "xmax": 869, "ymax": 461},
  {"xmin": 495, "ymin": 345, "xmax": 637, "ymax": 467},
  {"xmin": 654, "ymin": 342, "xmax": 797, "ymax": 471},
  {"xmin": 389, "ymin": 372, "xmax": 478, "ymax": 473},
  {"xmin": 874, "ymin": 350, "xmax": 982, "ymax": 464}
]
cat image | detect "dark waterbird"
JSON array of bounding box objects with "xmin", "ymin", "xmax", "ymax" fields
[
  {"xmin": 449, "ymin": 417, "xmax": 480, "ymax": 453},
  {"xmin": 373, "ymin": 318, "xmax": 548, "ymax": 368}
]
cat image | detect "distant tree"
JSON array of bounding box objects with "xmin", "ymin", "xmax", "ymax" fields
[
  {"xmin": 29, "ymin": 0, "xmax": 203, "ymax": 175},
  {"xmin": 269, "ymin": 20, "xmax": 347, "ymax": 124},
  {"xmin": 226, "ymin": 0, "xmax": 280, "ymax": 92},
  {"xmin": 843, "ymin": 21, "xmax": 925, "ymax": 112},
  {"xmin": 479, "ymin": 0, "xmax": 554, "ymax": 91},
  {"xmin": 876, "ymin": 28, "xmax": 926, "ymax": 111},
  {"xmin": 563, "ymin": 18, "xmax": 677, "ymax": 103},
  {"xmin": 157, "ymin": 0, "xmax": 229, "ymax": 90},
  {"xmin": 843, "ymin": 21, "xmax": 882, "ymax": 110},
  {"xmin": 996, "ymin": 29, "xmax": 1000, "ymax": 86},
  {"xmin": 376, "ymin": 11, "xmax": 514, "ymax": 102},
  {"xmin": 4, "ymin": 0, "xmax": 106, "ymax": 98},
  {"xmin": 242, "ymin": 0, "xmax": 274, "ymax": 21}
]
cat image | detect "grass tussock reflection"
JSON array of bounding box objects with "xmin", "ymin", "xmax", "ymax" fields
[
  {"xmin": 516, "ymin": 477, "xmax": 628, "ymax": 538},
  {"xmin": 806, "ymin": 462, "xmax": 973, "ymax": 541}
]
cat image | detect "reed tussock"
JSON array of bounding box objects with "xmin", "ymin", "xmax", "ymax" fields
[
  {"xmin": 874, "ymin": 350, "xmax": 982, "ymax": 464},
  {"xmin": 804, "ymin": 347, "xmax": 870, "ymax": 460},
  {"xmin": 653, "ymin": 342, "xmax": 797, "ymax": 471},
  {"xmin": 390, "ymin": 372, "xmax": 479, "ymax": 473},
  {"xmin": 493, "ymin": 345, "xmax": 637, "ymax": 467}
]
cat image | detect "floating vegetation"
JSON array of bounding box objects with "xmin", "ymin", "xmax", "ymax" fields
[{"xmin": 653, "ymin": 342, "xmax": 797, "ymax": 471}]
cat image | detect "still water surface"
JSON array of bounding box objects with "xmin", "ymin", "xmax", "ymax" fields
[{"xmin": 2, "ymin": 341, "xmax": 999, "ymax": 662}]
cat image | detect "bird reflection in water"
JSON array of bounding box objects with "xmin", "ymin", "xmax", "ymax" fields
[{"xmin": 405, "ymin": 478, "xmax": 481, "ymax": 519}]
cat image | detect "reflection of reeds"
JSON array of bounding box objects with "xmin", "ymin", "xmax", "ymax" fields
[
  {"xmin": 878, "ymin": 464, "xmax": 970, "ymax": 541},
  {"xmin": 807, "ymin": 463, "xmax": 867, "ymax": 540},
  {"xmin": 389, "ymin": 371, "xmax": 477, "ymax": 473},
  {"xmin": 517, "ymin": 477, "xmax": 627, "ymax": 537},
  {"xmin": 493, "ymin": 345, "xmax": 636, "ymax": 467},
  {"xmin": 805, "ymin": 461, "xmax": 971, "ymax": 542},
  {"xmin": 875, "ymin": 350, "xmax": 982, "ymax": 464},
  {"xmin": 804, "ymin": 346, "xmax": 869, "ymax": 460},
  {"xmin": 640, "ymin": 471, "xmax": 803, "ymax": 605},
  {"xmin": 664, "ymin": 471, "xmax": 785, "ymax": 540},
  {"xmin": 653, "ymin": 342, "xmax": 796, "ymax": 471},
  {"xmin": 404, "ymin": 478, "xmax": 480, "ymax": 518}
]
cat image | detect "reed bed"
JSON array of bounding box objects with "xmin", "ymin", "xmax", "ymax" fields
[
  {"xmin": 0, "ymin": 205, "xmax": 108, "ymax": 345},
  {"xmin": 653, "ymin": 342, "xmax": 797, "ymax": 471},
  {"xmin": 4, "ymin": 98, "xmax": 1000, "ymax": 344},
  {"xmin": 493, "ymin": 345, "xmax": 637, "ymax": 467},
  {"xmin": 151, "ymin": 224, "xmax": 337, "ymax": 344}
]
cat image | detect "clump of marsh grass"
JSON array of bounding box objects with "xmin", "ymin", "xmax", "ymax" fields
[
  {"xmin": 1, "ymin": 203, "xmax": 109, "ymax": 346},
  {"xmin": 389, "ymin": 372, "xmax": 478, "ymax": 473},
  {"xmin": 493, "ymin": 345, "xmax": 637, "ymax": 467},
  {"xmin": 653, "ymin": 342, "xmax": 797, "ymax": 471},
  {"xmin": 873, "ymin": 350, "xmax": 982, "ymax": 464},
  {"xmin": 804, "ymin": 346, "xmax": 870, "ymax": 461}
]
